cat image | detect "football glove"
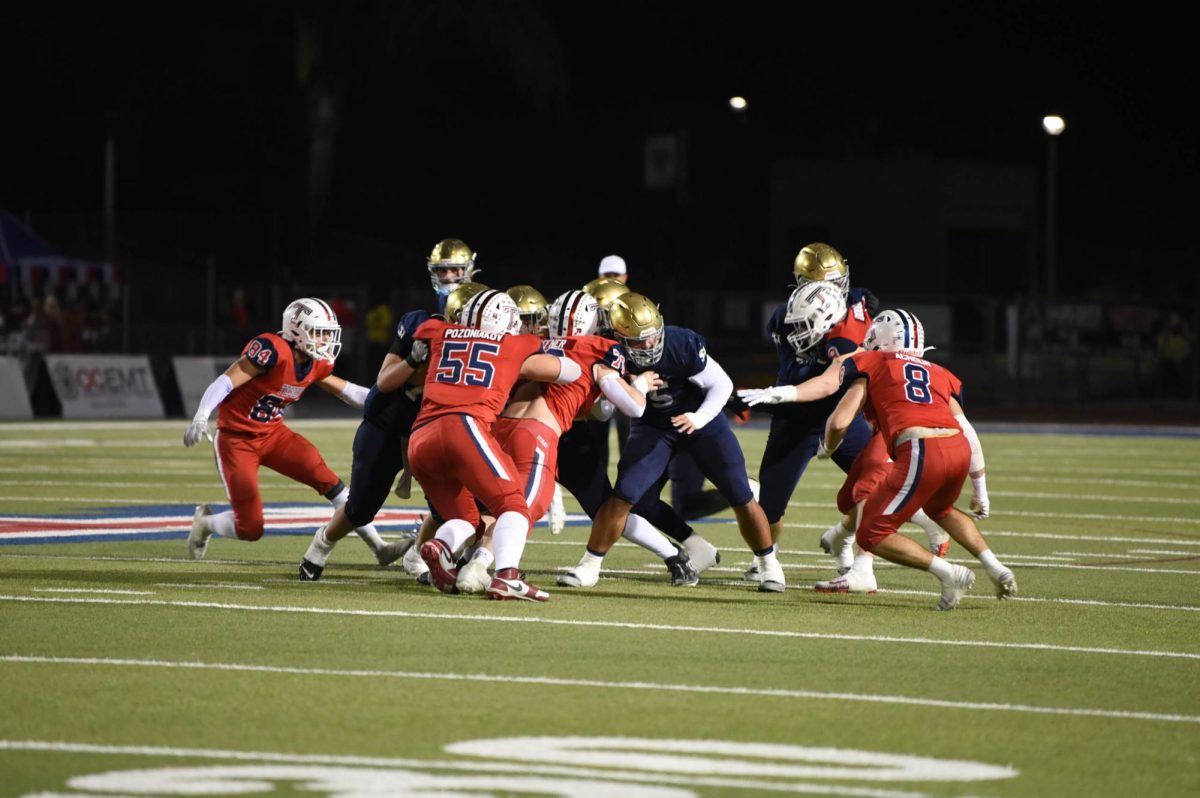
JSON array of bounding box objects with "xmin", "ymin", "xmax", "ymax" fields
[
  {"xmin": 737, "ymin": 385, "xmax": 797, "ymax": 407},
  {"xmin": 969, "ymin": 493, "xmax": 990, "ymax": 520},
  {"xmin": 404, "ymin": 339, "xmax": 430, "ymax": 368},
  {"xmin": 183, "ymin": 418, "xmax": 212, "ymax": 447}
]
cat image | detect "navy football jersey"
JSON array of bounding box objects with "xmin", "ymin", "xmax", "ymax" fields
[
  {"xmin": 366, "ymin": 308, "xmax": 433, "ymax": 430},
  {"xmin": 624, "ymin": 325, "xmax": 709, "ymax": 430}
]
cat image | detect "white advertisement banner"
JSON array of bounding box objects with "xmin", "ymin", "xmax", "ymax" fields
[
  {"xmin": 46, "ymin": 354, "xmax": 165, "ymax": 419},
  {"xmin": 0, "ymin": 356, "xmax": 34, "ymax": 419},
  {"xmin": 172, "ymin": 356, "xmax": 234, "ymax": 418}
]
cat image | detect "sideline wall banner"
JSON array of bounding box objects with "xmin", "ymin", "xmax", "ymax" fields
[
  {"xmin": 0, "ymin": 356, "xmax": 34, "ymax": 419},
  {"xmin": 45, "ymin": 354, "xmax": 165, "ymax": 419},
  {"xmin": 172, "ymin": 356, "xmax": 233, "ymax": 418}
]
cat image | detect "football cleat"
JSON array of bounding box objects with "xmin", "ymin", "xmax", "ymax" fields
[
  {"xmin": 757, "ymin": 557, "xmax": 786, "ymax": 593},
  {"xmin": 557, "ymin": 555, "xmax": 601, "ymax": 588},
  {"xmin": 819, "ymin": 525, "xmax": 855, "ymax": 575},
  {"xmin": 456, "ymin": 556, "xmax": 493, "ymax": 594},
  {"xmin": 991, "ymin": 568, "xmax": 1017, "ymax": 600},
  {"xmin": 298, "ymin": 559, "xmax": 324, "ymax": 581},
  {"xmin": 743, "ymin": 563, "xmax": 763, "ymax": 583},
  {"xmin": 419, "ymin": 539, "xmax": 460, "ymax": 594},
  {"xmin": 402, "ymin": 542, "xmax": 430, "ymax": 578},
  {"xmin": 929, "ymin": 540, "xmax": 952, "ymax": 558},
  {"xmin": 665, "ymin": 555, "xmax": 699, "ymax": 587},
  {"xmin": 681, "ymin": 534, "xmax": 720, "ymax": 574},
  {"xmin": 936, "ymin": 564, "xmax": 976, "ymax": 611},
  {"xmin": 488, "ymin": 568, "xmax": 550, "ymax": 602},
  {"xmin": 375, "ymin": 538, "xmax": 414, "ymax": 567},
  {"xmin": 814, "ymin": 570, "xmax": 878, "ymax": 594},
  {"xmin": 416, "ymin": 571, "xmax": 432, "ymax": 586},
  {"xmin": 187, "ymin": 504, "xmax": 213, "ymax": 560}
]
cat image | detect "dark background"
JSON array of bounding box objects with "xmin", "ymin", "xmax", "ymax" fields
[{"xmin": 5, "ymin": 1, "xmax": 1196, "ymax": 299}]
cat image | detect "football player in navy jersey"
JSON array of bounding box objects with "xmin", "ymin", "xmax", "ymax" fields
[
  {"xmin": 563, "ymin": 292, "xmax": 786, "ymax": 592},
  {"xmin": 296, "ymin": 240, "xmax": 479, "ymax": 580}
]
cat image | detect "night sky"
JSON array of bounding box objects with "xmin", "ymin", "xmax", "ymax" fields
[{"xmin": 5, "ymin": 2, "xmax": 1196, "ymax": 295}]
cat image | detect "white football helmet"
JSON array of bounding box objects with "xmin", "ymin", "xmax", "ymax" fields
[
  {"xmin": 864, "ymin": 309, "xmax": 932, "ymax": 356},
  {"xmin": 462, "ymin": 289, "xmax": 521, "ymax": 335},
  {"xmin": 548, "ymin": 290, "xmax": 601, "ymax": 337},
  {"xmin": 782, "ymin": 281, "xmax": 847, "ymax": 357},
  {"xmin": 427, "ymin": 238, "xmax": 478, "ymax": 297},
  {"xmin": 280, "ymin": 298, "xmax": 342, "ymax": 363}
]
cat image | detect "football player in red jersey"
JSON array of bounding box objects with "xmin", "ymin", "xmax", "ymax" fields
[
  {"xmin": 819, "ymin": 310, "xmax": 1015, "ymax": 610},
  {"xmin": 182, "ymin": 298, "xmax": 401, "ymax": 563},
  {"xmin": 455, "ymin": 289, "xmax": 696, "ymax": 592},
  {"xmin": 408, "ymin": 289, "xmax": 582, "ymax": 602}
]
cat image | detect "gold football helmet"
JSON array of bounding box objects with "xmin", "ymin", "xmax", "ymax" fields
[
  {"xmin": 428, "ymin": 238, "xmax": 478, "ymax": 296},
  {"xmin": 607, "ymin": 292, "xmax": 665, "ymax": 367},
  {"xmin": 583, "ymin": 277, "xmax": 632, "ymax": 330},
  {"xmin": 793, "ymin": 242, "xmax": 849, "ymax": 297},
  {"xmin": 443, "ymin": 281, "xmax": 490, "ymax": 324},
  {"xmin": 505, "ymin": 285, "xmax": 549, "ymax": 336}
]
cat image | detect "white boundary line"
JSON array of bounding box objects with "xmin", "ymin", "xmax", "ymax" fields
[
  {"xmin": 3, "ymin": 595, "xmax": 1197, "ymax": 661},
  {"xmin": 2, "ymin": 655, "xmax": 1196, "ymax": 725}
]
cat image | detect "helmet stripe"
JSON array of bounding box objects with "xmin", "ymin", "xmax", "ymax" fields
[
  {"xmin": 309, "ymin": 297, "xmax": 336, "ymax": 323},
  {"xmin": 565, "ymin": 290, "xmax": 587, "ymax": 336}
]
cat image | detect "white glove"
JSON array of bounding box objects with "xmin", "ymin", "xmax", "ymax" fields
[
  {"xmin": 816, "ymin": 437, "xmax": 838, "ymax": 460},
  {"xmin": 737, "ymin": 385, "xmax": 797, "ymax": 407},
  {"xmin": 405, "ymin": 339, "xmax": 429, "ymax": 367},
  {"xmin": 183, "ymin": 417, "xmax": 212, "ymax": 447}
]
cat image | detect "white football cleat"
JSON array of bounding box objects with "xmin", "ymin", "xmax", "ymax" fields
[
  {"xmin": 936, "ymin": 564, "xmax": 976, "ymax": 611},
  {"xmin": 818, "ymin": 525, "xmax": 855, "ymax": 575},
  {"xmin": 402, "ymin": 542, "xmax": 430, "ymax": 578},
  {"xmin": 757, "ymin": 556, "xmax": 786, "ymax": 593},
  {"xmin": 547, "ymin": 483, "xmax": 567, "ymax": 535},
  {"xmin": 187, "ymin": 504, "xmax": 213, "ymax": 560},
  {"xmin": 557, "ymin": 555, "xmax": 601, "ymax": 588},
  {"xmin": 681, "ymin": 534, "xmax": 721, "ymax": 574},
  {"xmin": 374, "ymin": 538, "xmax": 414, "ymax": 567},
  {"xmin": 814, "ymin": 569, "xmax": 878, "ymax": 594},
  {"xmin": 991, "ymin": 568, "xmax": 1017, "ymax": 600},
  {"xmin": 456, "ymin": 556, "xmax": 493, "ymax": 594},
  {"xmin": 743, "ymin": 563, "xmax": 763, "ymax": 583}
]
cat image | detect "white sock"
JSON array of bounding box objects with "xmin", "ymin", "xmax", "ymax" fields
[
  {"xmin": 849, "ymin": 551, "xmax": 874, "ymax": 575},
  {"xmin": 303, "ymin": 526, "xmax": 334, "ymax": 567},
  {"xmin": 470, "ymin": 547, "xmax": 494, "ymax": 567},
  {"xmin": 434, "ymin": 519, "xmax": 476, "ymax": 554},
  {"xmin": 977, "ymin": 549, "xmax": 1007, "ymax": 579},
  {"xmin": 927, "ymin": 556, "xmax": 954, "ymax": 580},
  {"xmin": 577, "ymin": 551, "xmax": 604, "ymax": 571},
  {"xmin": 621, "ymin": 514, "xmax": 678, "ymax": 560},
  {"xmin": 209, "ymin": 511, "xmax": 239, "ymax": 539},
  {"xmin": 492, "ymin": 511, "xmax": 531, "ymax": 572}
]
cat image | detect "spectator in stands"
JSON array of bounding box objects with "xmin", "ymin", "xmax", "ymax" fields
[{"xmin": 1157, "ymin": 312, "xmax": 1194, "ymax": 399}]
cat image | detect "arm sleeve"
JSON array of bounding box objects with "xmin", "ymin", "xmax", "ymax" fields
[
  {"xmin": 686, "ymin": 356, "xmax": 734, "ymax": 428},
  {"xmin": 598, "ymin": 372, "xmax": 645, "ymax": 418},
  {"xmin": 338, "ymin": 381, "xmax": 370, "ymax": 409},
  {"xmin": 195, "ymin": 374, "xmax": 234, "ymax": 420},
  {"xmin": 554, "ymin": 357, "xmax": 582, "ymax": 384},
  {"xmin": 954, "ymin": 413, "xmax": 985, "ymax": 473}
]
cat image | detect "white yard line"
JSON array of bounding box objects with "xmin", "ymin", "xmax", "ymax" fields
[
  {"xmin": 32, "ymin": 588, "xmax": 155, "ymax": 596},
  {"xmin": 2, "ymin": 595, "xmax": 1197, "ymax": 660},
  {"xmin": 153, "ymin": 583, "xmax": 264, "ymax": 591},
  {"xmin": 1, "ymin": 655, "xmax": 1196, "ymax": 724}
]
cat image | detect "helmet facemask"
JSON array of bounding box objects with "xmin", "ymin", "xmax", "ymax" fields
[{"xmin": 428, "ymin": 238, "xmax": 478, "ymax": 297}]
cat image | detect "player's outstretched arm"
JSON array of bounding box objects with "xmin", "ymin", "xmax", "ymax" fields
[
  {"xmin": 520, "ymin": 353, "xmax": 582, "ymax": 384},
  {"xmin": 950, "ymin": 396, "xmax": 989, "ymax": 519},
  {"xmin": 183, "ymin": 357, "xmax": 261, "ymax": 447},
  {"xmin": 738, "ymin": 354, "xmax": 850, "ymax": 407},
  {"xmin": 317, "ymin": 373, "xmax": 371, "ymax": 409},
  {"xmin": 819, "ymin": 378, "xmax": 867, "ymax": 458}
]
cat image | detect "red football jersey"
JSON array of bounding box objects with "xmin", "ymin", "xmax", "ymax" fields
[
  {"xmin": 413, "ymin": 318, "xmax": 543, "ymax": 427},
  {"xmin": 842, "ymin": 350, "xmax": 963, "ymax": 457},
  {"xmin": 821, "ymin": 296, "xmax": 873, "ymax": 361},
  {"xmin": 539, "ymin": 334, "xmax": 626, "ymax": 431},
  {"xmin": 217, "ymin": 332, "xmax": 333, "ymax": 434}
]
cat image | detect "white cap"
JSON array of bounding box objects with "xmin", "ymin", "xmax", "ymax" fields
[{"xmin": 598, "ymin": 254, "xmax": 627, "ymax": 276}]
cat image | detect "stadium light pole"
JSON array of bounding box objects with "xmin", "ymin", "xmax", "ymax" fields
[{"xmin": 1042, "ymin": 114, "xmax": 1066, "ymax": 296}]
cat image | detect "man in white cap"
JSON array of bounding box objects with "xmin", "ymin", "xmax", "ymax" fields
[{"xmin": 598, "ymin": 254, "xmax": 629, "ymax": 285}]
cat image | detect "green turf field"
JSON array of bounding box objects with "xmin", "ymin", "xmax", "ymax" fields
[{"xmin": 1, "ymin": 419, "xmax": 1197, "ymax": 797}]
